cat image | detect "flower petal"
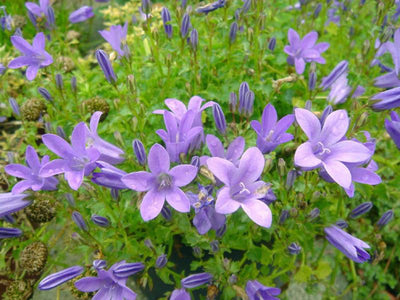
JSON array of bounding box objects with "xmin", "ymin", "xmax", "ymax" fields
[
  {"xmin": 328, "ymin": 141, "xmax": 371, "ymax": 163},
  {"xmin": 350, "ymin": 168, "xmax": 381, "ymax": 185},
  {"xmin": 226, "ymin": 136, "xmax": 245, "ymax": 162},
  {"xmin": 320, "ymin": 109, "xmax": 349, "ymax": 146},
  {"xmin": 294, "ymin": 108, "xmax": 321, "ymax": 141},
  {"xmin": 207, "ymin": 157, "xmax": 236, "ymax": 186},
  {"xmin": 11, "ymin": 180, "xmax": 34, "ymax": 194},
  {"xmin": 140, "ymin": 189, "xmax": 165, "ymax": 221},
  {"xmin": 238, "ymin": 147, "xmax": 264, "ymax": 183},
  {"xmin": 215, "ymin": 187, "xmax": 240, "ymax": 214},
  {"xmin": 166, "ymin": 187, "xmax": 190, "ymax": 213},
  {"xmin": 165, "ymin": 98, "xmax": 187, "ymax": 120},
  {"xmin": 169, "ymin": 165, "xmax": 197, "ymax": 187},
  {"xmin": 26, "ymin": 65, "xmax": 39, "ymax": 81},
  {"xmin": 65, "ymin": 170, "xmax": 84, "ymax": 190},
  {"xmin": 32, "ymin": 32, "xmax": 45, "ymax": 50},
  {"xmin": 5, "ymin": 164, "xmax": 32, "ymax": 179},
  {"xmin": 148, "ymin": 144, "xmax": 170, "ymax": 174},
  {"xmin": 261, "ymin": 104, "xmax": 278, "ymax": 134},
  {"xmin": 71, "ymin": 123, "xmax": 87, "ymax": 156},
  {"xmin": 241, "ymin": 199, "xmax": 272, "ymax": 228},
  {"xmin": 75, "ymin": 277, "xmax": 103, "ymax": 292},
  {"xmin": 294, "ymin": 142, "xmax": 321, "ymax": 169},
  {"xmin": 25, "ymin": 145, "xmax": 41, "ymax": 171},
  {"xmin": 322, "ymin": 159, "xmax": 352, "ymax": 188},
  {"xmin": 206, "ymin": 134, "xmax": 224, "ymax": 157},
  {"xmin": 39, "ymin": 159, "xmax": 66, "ymax": 177},
  {"xmin": 7, "ymin": 56, "xmax": 33, "ymax": 68},
  {"xmin": 121, "ymin": 171, "xmax": 153, "ymax": 192},
  {"xmin": 42, "ymin": 134, "xmax": 74, "ymax": 158}
]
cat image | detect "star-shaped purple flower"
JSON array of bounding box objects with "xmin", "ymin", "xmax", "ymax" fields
[
  {"xmin": 8, "ymin": 32, "xmax": 53, "ymax": 80},
  {"xmin": 200, "ymin": 134, "xmax": 245, "ymax": 166},
  {"xmin": 85, "ymin": 111, "xmax": 125, "ymax": 165},
  {"xmin": 207, "ymin": 147, "xmax": 272, "ymax": 228},
  {"xmin": 25, "ymin": 0, "xmax": 54, "ymax": 28},
  {"xmin": 39, "ymin": 122, "xmax": 100, "ymax": 190},
  {"xmin": 75, "ymin": 261, "xmax": 137, "ymax": 299},
  {"xmin": 122, "ymin": 144, "xmax": 197, "ymax": 221},
  {"xmin": 250, "ymin": 104, "xmax": 294, "ymax": 154},
  {"xmin": 187, "ymin": 185, "xmax": 225, "ymax": 235},
  {"xmin": 284, "ymin": 28, "xmax": 329, "ymax": 74},
  {"xmin": 294, "ymin": 108, "xmax": 372, "ymax": 189},
  {"xmin": 5, "ymin": 145, "xmax": 58, "ymax": 194},
  {"xmin": 99, "ymin": 23, "xmax": 129, "ymax": 57}
]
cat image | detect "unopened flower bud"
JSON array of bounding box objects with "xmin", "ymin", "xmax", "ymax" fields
[
  {"xmin": 55, "ymin": 73, "xmax": 63, "ymax": 90},
  {"xmin": 156, "ymin": 254, "xmax": 168, "ymax": 268},
  {"xmin": 313, "ymin": 3, "xmax": 322, "ymax": 18},
  {"xmin": 229, "ymin": 22, "xmax": 238, "ymax": 44},
  {"xmin": 213, "ymin": 104, "xmax": 226, "ymax": 134},
  {"xmin": 285, "ymin": 170, "xmax": 297, "ymax": 190},
  {"xmin": 377, "ymin": 210, "xmax": 394, "ymax": 228},
  {"xmin": 161, "ymin": 205, "xmax": 172, "ymax": 221},
  {"xmin": 190, "ymin": 29, "xmax": 198, "ymax": 51},
  {"xmin": 288, "ymin": 242, "xmax": 301, "ymax": 255},
  {"xmin": 38, "ymin": 87, "xmax": 53, "ymax": 102},
  {"xmin": 229, "ymin": 274, "xmax": 237, "ymax": 284},
  {"xmin": 216, "ymin": 223, "xmax": 226, "ymax": 238},
  {"xmin": 93, "ymin": 259, "xmax": 107, "ymax": 270},
  {"xmin": 0, "ymin": 227, "xmax": 22, "ymax": 238},
  {"xmin": 71, "ymin": 76, "xmax": 77, "ymax": 93},
  {"xmin": 38, "ymin": 266, "xmax": 84, "ymax": 290},
  {"xmin": 91, "ymin": 214, "xmax": 110, "ymax": 227},
  {"xmin": 268, "ymin": 37, "xmax": 276, "ymax": 51},
  {"xmin": 350, "ymin": 202, "xmax": 372, "ymax": 218},
  {"xmin": 308, "ymin": 71, "xmax": 316, "ymax": 91},
  {"xmin": 181, "ymin": 272, "xmax": 212, "ymax": 289},
  {"xmin": 113, "ymin": 262, "xmax": 145, "ymax": 278},
  {"xmin": 71, "ymin": 211, "xmax": 88, "ymax": 231},
  {"xmin": 9, "ymin": 98, "xmax": 20, "ymax": 116},
  {"xmin": 336, "ymin": 219, "xmax": 348, "ymax": 229},
  {"xmin": 277, "ymin": 158, "xmax": 286, "ymax": 177},
  {"xmin": 56, "ymin": 126, "xmax": 66, "ymax": 139},
  {"xmin": 132, "ymin": 139, "xmax": 147, "ymax": 166},
  {"xmin": 229, "ymin": 92, "xmax": 237, "ymax": 112},
  {"xmin": 279, "ymin": 209, "xmax": 290, "ymax": 224},
  {"xmin": 96, "ymin": 49, "xmax": 117, "ymax": 84},
  {"xmin": 308, "ymin": 208, "xmax": 320, "ymax": 220},
  {"xmin": 181, "ymin": 13, "xmax": 190, "ymax": 38},
  {"xmin": 210, "ymin": 240, "xmax": 219, "ymax": 252}
]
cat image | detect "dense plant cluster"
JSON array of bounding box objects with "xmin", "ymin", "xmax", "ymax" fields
[{"xmin": 0, "ymin": 0, "xmax": 399, "ymax": 299}]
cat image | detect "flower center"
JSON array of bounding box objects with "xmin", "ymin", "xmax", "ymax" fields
[
  {"xmin": 157, "ymin": 173, "xmax": 173, "ymax": 191},
  {"xmin": 70, "ymin": 156, "xmax": 90, "ymax": 170},
  {"xmin": 265, "ymin": 129, "xmax": 274, "ymax": 142},
  {"xmin": 313, "ymin": 142, "xmax": 331, "ymax": 158},
  {"xmin": 231, "ymin": 182, "xmax": 251, "ymax": 201}
]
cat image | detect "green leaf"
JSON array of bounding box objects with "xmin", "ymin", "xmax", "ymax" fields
[
  {"xmin": 294, "ymin": 265, "xmax": 312, "ymax": 283},
  {"xmin": 314, "ymin": 260, "xmax": 332, "ymax": 280}
]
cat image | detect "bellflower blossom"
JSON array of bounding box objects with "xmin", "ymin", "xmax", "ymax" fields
[
  {"xmin": 250, "ymin": 104, "xmax": 295, "ymax": 154},
  {"xmin": 8, "ymin": 32, "xmax": 53, "ymax": 80},
  {"xmin": 75, "ymin": 261, "xmax": 137, "ymax": 299},
  {"xmin": 69, "ymin": 6, "xmax": 94, "ymax": 23},
  {"xmin": 153, "ymin": 96, "xmax": 215, "ymax": 127},
  {"xmin": 187, "ymin": 184, "xmax": 225, "ymax": 235},
  {"xmin": 207, "ymin": 147, "xmax": 272, "ymax": 228},
  {"xmin": 39, "ymin": 123, "xmax": 100, "ymax": 190},
  {"xmin": 0, "ymin": 193, "xmax": 30, "ymax": 218},
  {"xmin": 25, "ymin": 0, "xmax": 54, "ymax": 28},
  {"xmin": 325, "ymin": 225, "xmax": 370, "ymax": 263},
  {"xmin": 156, "ymin": 110, "xmax": 204, "ymax": 162},
  {"xmin": 122, "ymin": 144, "xmax": 197, "ymax": 221},
  {"xmin": 99, "ymin": 23, "xmax": 129, "ymax": 57},
  {"xmin": 284, "ymin": 29, "xmax": 329, "ymax": 74},
  {"xmin": 294, "ymin": 108, "xmax": 372, "ymax": 188},
  {"xmin": 200, "ymin": 134, "xmax": 245, "ymax": 166},
  {"xmin": 85, "ymin": 111, "xmax": 125, "ymax": 165},
  {"xmin": 245, "ymin": 280, "xmax": 281, "ymax": 300},
  {"xmin": 5, "ymin": 145, "xmax": 58, "ymax": 194},
  {"xmin": 385, "ymin": 111, "xmax": 400, "ymax": 150}
]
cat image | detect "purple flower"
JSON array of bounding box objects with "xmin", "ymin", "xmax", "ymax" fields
[
  {"xmin": 349, "ymin": 202, "xmax": 373, "ymax": 218},
  {"xmin": 377, "ymin": 210, "xmax": 394, "ymax": 228},
  {"xmin": 327, "ymin": 71, "xmax": 352, "ymax": 104},
  {"xmin": 294, "ymin": 108, "xmax": 371, "ymax": 188},
  {"xmin": 161, "ymin": 7, "xmax": 172, "ymax": 38},
  {"xmin": 181, "ymin": 272, "xmax": 212, "ymax": 288},
  {"xmin": 0, "ymin": 193, "xmax": 30, "ymax": 218},
  {"xmin": 75, "ymin": 261, "xmax": 137, "ymax": 299},
  {"xmin": 92, "ymin": 161, "xmax": 128, "ymax": 190},
  {"xmin": 371, "ymin": 87, "xmax": 400, "ymax": 110},
  {"xmin": 207, "ymin": 147, "xmax": 272, "ymax": 228},
  {"xmin": 385, "ymin": 111, "xmax": 400, "ymax": 150},
  {"xmin": 156, "ymin": 110, "xmax": 204, "ymax": 162},
  {"xmin": 5, "ymin": 145, "xmax": 58, "ymax": 194},
  {"xmin": 250, "ymin": 104, "xmax": 294, "ymax": 154},
  {"xmin": 72, "ymin": 211, "xmax": 88, "ymax": 231},
  {"xmin": 156, "ymin": 254, "xmax": 168, "ymax": 268},
  {"xmin": 180, "ymin": 13, "xmax": 190, "ymax": 38},
  {"xmin": 69, "ymin": 6, "xmax": 94, "ymax": 23},
  {"xmin": 324, "ymin": 225, "xmax": 370, "ymax": 263},
  {"xmin": 0, "ymin": 227, "xmax": 23, "ymax": 239},
  {"xmin": 170, "ymin": 289, "xmax": 190, "ymax": 300},
  {"xmin": 245, "ymin": 280, "xmax": 281, "ymax": 300},
  {"xmin": 39, "ymin": 123, "xmax": 100, "ymax": 190},
  {"xmin": 153, "ymin": 96, "xmax": 215, "ymax": 128},
  {"xmin": 99, "ymin": 23, "xmax": 129, "ymax": 57},
  {"xmin": 284, "ymin": 28, "xmax": 329, "ymax": 74},
  {"xmin": 25, "ymin": 0, "xmax": 54, "ymax": 28},
  {"xmin": 85, "ymin": 111, "xmax": 125, "ymax": 165},
  {"xmin": 196, "ymin": 0, "xmax": 226, "ymax": 14},
  {"xmin": 187, "ymin": 185, "xmax": 225, "ymax": 235},
  {"xmin": 122, "ymin": 144, "xmax": 197, "ymax": 221},
  {"xmin": 38, "ymin": 266, "xmax": 84, "ymax": 290},
  {"xmin": 212, "ymin": 104, "xmax": 226, "ymax": 135},
  {"xmin": 8, "ymin": 32, "xmax": 53, "ymax": 80},
  {"xmin": 91, "ymin": 214, "xmax": 110, "ymax": 227}
]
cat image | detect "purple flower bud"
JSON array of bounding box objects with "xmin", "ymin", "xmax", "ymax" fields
[
  {"xmin": 308, "ymin": 71, "xmax": 316, "ymax": 91},
  {"xmin": 320, "ymin": 60, "xmax": 349, "ymax": 90},
  {"xmin": 279, "ymin": 209, "xmax": 290, "ymax": 224},
  {"xmin": 44, "ymin": 122, "xmax": 53, "ymax": 133},
  {"xmin": 0, "ymin": 63, "xmax": 6, "ymax": 75},
  {"xmin": 229, "ymin": 274, "xmax": 237, "ymax": 284},
  {"xmin": 142, "ymin": 0, "xmax": 151, "ymax": 14},
  {"xmin": 47, "ymin": 6, "xmax": 55, "ymax": 28},
  {"xmin": 161, "ymin": 7, "xmax": 172, "ymax": 38},
  {"xmin": 181, "ymin": 13, "xmax": 190, "ymax": 38},
  {"xmin": 215, "ymin": 223, "xmax": 226, "ymax": 238},
  {"xmin": 111, "ymin": 188, "xmax": 119, "ymax": 200},
  {"xmin": 56, "ymin": 126, "xmax": 66, "ymax": 139},
  {"xmin": 308, "ymin": 208, "xmax": 320, "ymax": 220},
  {"xmin": 241, "ymin": 0, "xmax": 251, "ymax": 14},
  {"xmin": 242, "ymin": 90, "xmax": 255, "ymax": 117},
  {"xmin": 377, "ymin": 210, "xmax": 394, "ymax": 228},
  {"xmin": 72, "ymin": 211, "xmax": 88, "ymax": 231},
  {"xmin": 268, "ymin": 37, "xmax": 276, "ymax": 51},
  {"xmin": 190, "ymin": 156, "xmax": 200, "ymax": 168},
  {"xmin": 38, "ymin": 87, "xmax": 53, "ymax": 102},
  {"xmin": 229, "ymin": 22, "xmax": 238, "ymax": 44},
  {"xmin": 161, "ymin": 205, "xmax": 172, "ymax": 221},
  {"xmin": 285, "ymin": 170, "xmax": 297, "ymax": 190},
  {"xmin": 132, "ymin": 139, "xmax": 147, "ymax": 166},
  {"xmin": 181, "ymin": 272, "xmax": 213, "ymax": 289},
  {"xmin": 229, "ymin": 92, "xmax": 237, "ymax": 112},
  {"xmin": 113, "ymin": 262, "xmax": 145, "ymax": 278},
  {"xmin": 181, "ymin": 0, "xmax": 187, "ymax": 8},
  {"xmin": 155, "ymin": 254, "xmax": 168, "ymax": 268},
  {"xmin": 93, "ymin": 259, "xmax": 107, "ymax": 270},
  {"xmin": 71, "ymin": 76, "xmax": 77, "ymax": 93},
  {"xmin": 144, "ymin": 238, "xmax": 154, "ymax": 249},
  {"xmin": 350, "ymin": 202, "xmax": 373, "ymax": 218},
  {"xmin": 238, "ymin": 82, "xmax": 249, "ymax": 112},
  {"xmin": 69, "ymin": 6, "xmax": 94, "ymax": 23},
  {"xmin": 91, "ymin": 214, "xmax": 110, "ymax": 227},
  {"xmin": 38, "ymin": 266, "xmax": 84, "ymax": 290},
  {"xmin": 210, "ymin": 240, "xmax": 219, "ymax": 252},
  {"xmin": 9, "ymin": 98, "xmax": 20, "ymax": 116},
  {"xmin": 193, "ymin": 246, "xmax": 202, "ymax": 257},
  {"xmin": 0, "ymin": 227, "xmax": 22, "ymax": 239},
  {"xmin": 212, "ymin": 104, "xmax": 226, "ymax": 134},
  {"xmin": 2, "ymin": 215, "xmax": 15, "ymax": 224},
  {"xmin": 288, "ymin": 242, "xmax": 301, "ymax": 255},
  {"xmin": 314, "ymin": 3, "xmax": 322, "ymax": 18},
  {"xmin": 55, "ymin": 73, "xmax": 63, "ymax": 90},
  {"xmin": 336, "ymin": 219, "xmax": 348, "ymax": 229},
  {"xmin": 320, "ymin": 105, "xmax": 333, "ymax": 125},
  {"xmin": 95, "ymin": 49, "xmax": 117, "ymax": 84},
  {"xmin": 190, "ymin": 29, "xmax": 198, "ymax": 51}
]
